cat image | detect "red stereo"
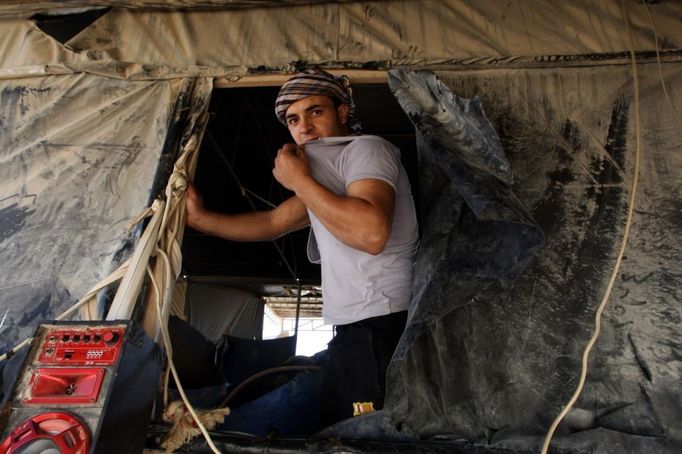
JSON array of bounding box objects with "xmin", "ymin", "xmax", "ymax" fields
[
  {"xmin": 1, "ymin": 321, "xmax": 162, "ymax": 454},
  {"xmin": 36, "ymin": 327, "xmax": 125, "ymax": 366}
]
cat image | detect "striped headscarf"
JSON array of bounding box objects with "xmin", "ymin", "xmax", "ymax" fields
[{"xmin": 275, "ymin": 68, "xmax": 362, "ymax": 135}]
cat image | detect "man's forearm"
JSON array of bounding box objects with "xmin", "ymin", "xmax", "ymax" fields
[
  {"xmin": 189, "ymin": 209, "xmax": 279, "ymax": 241},
  {"xmin": 187, "ymin": 195, "xmax": 310, "ymax": 242}
]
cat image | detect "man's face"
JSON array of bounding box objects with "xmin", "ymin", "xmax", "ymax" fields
[{"xmin": 284, "ymin": 95, "xmax": 349, "ymax": 145}]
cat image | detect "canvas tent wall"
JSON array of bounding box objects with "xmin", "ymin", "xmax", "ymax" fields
[{"xmin": 0, "ymin": 1, "xmax": 680, "ymax": 452}]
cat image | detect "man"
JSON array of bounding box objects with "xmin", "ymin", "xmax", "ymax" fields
[{"xmin": 186, "ymin": 69, "xmax": 419, "ymax": 426}]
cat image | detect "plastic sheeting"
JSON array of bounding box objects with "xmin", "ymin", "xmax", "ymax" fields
[
  {"xmin": 378, "ymin": 66, "xmax": 681, "ymax": 452},
  {"xmin": 0, "ymin": 74, "xmax": 175, "ymax": 358}
]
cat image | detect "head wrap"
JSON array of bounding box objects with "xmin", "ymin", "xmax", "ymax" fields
[{"xmin": 275, "ymin": 68, "xmax": 362, "ymax": 135}]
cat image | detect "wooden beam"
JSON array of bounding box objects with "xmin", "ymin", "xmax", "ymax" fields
[{"xmin": 214, "ymin": 69, "xmax": 388, "ymax": 88}]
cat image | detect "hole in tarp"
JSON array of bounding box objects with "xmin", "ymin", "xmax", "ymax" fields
[
  {"xmin": 182, "ymin": 83, "xmax": 420, "ymax": 281},
  {"xmin": 32, "ymin": 8, "xmax": 111, "ymax": 44}
]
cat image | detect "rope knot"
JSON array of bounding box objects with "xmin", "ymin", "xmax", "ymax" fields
[{"xmin": 168, "ymin": 168, "xmax": 188, "ymax": 194}]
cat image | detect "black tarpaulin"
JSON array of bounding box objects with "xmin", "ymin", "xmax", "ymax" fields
[
  {"xmin": 372, "ymin": 68, "xmax": 681, "ymax": 453},
  {"xmin": 385, "ymin": 68, "xmax": 544, "ymax": 436}
]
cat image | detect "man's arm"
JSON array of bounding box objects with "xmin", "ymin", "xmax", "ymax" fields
[
  {"xmin": 185, "ymin": 182, "xmax": 310, "ymax": 241},
  {"xmin": 273, "ymin": 145, "xmax": 395, "ymax": 255},
  {"xmin": 297, "ymin": 177, "xmax": 395, "ymax": 255}
]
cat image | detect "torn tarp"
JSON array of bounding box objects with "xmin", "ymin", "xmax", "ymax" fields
[
  {"xmin": 372, "ymin": 67, "xmax": 681, "ymax": 453},
  {"xmin": 383, "ymin": 69, "xmax": 544, "ymax": 440},
  {"xmin": 388, "ymin": 69, "xmax": 544, "ymax": 326}
]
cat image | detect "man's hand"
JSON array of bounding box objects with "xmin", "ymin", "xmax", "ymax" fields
[
  {"xmin": 273, "ymin": 143, "xmax": 311, "ymax": 192},
  {"xmin": 185, "ymin": 182, "xmax": 206, "ymax": 229}
]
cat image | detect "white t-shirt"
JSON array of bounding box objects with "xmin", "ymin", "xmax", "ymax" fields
[{"xmin": 303, "ymin": 135, "xmax": 419, "ymax": 325}]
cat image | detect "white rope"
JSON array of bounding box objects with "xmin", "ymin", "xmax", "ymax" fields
[
  {"xmin": 126, "ymin": 206, "xmax": 154, "ymax": 231},
  {"xmin": 0, "ymin": 338, "xmax": 33, "ymax": 364},
  {"xmin": 147, "ymin": 261, "xmax": 221, "ymax": 454},
  {"xmin": 139, "ymin": 112, "xmax": 220, "ymax": 451},
  {"xmin": 541, "ymin": 1, "xmax": 643, "ymax": 451}
]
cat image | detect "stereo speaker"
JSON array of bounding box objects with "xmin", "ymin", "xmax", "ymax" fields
[{"xmin": 0, "ymin": 321, "xmax": 163, "ymax": 454}]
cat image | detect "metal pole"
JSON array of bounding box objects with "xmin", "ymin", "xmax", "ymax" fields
[{"xmin": 293, "ymin": 279, "xmax": 302, "ymax": 352}]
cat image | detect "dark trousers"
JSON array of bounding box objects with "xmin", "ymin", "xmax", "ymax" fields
[{"xmin": 321, "ymin": 310, "xmax": 407, "ymax": 426}]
